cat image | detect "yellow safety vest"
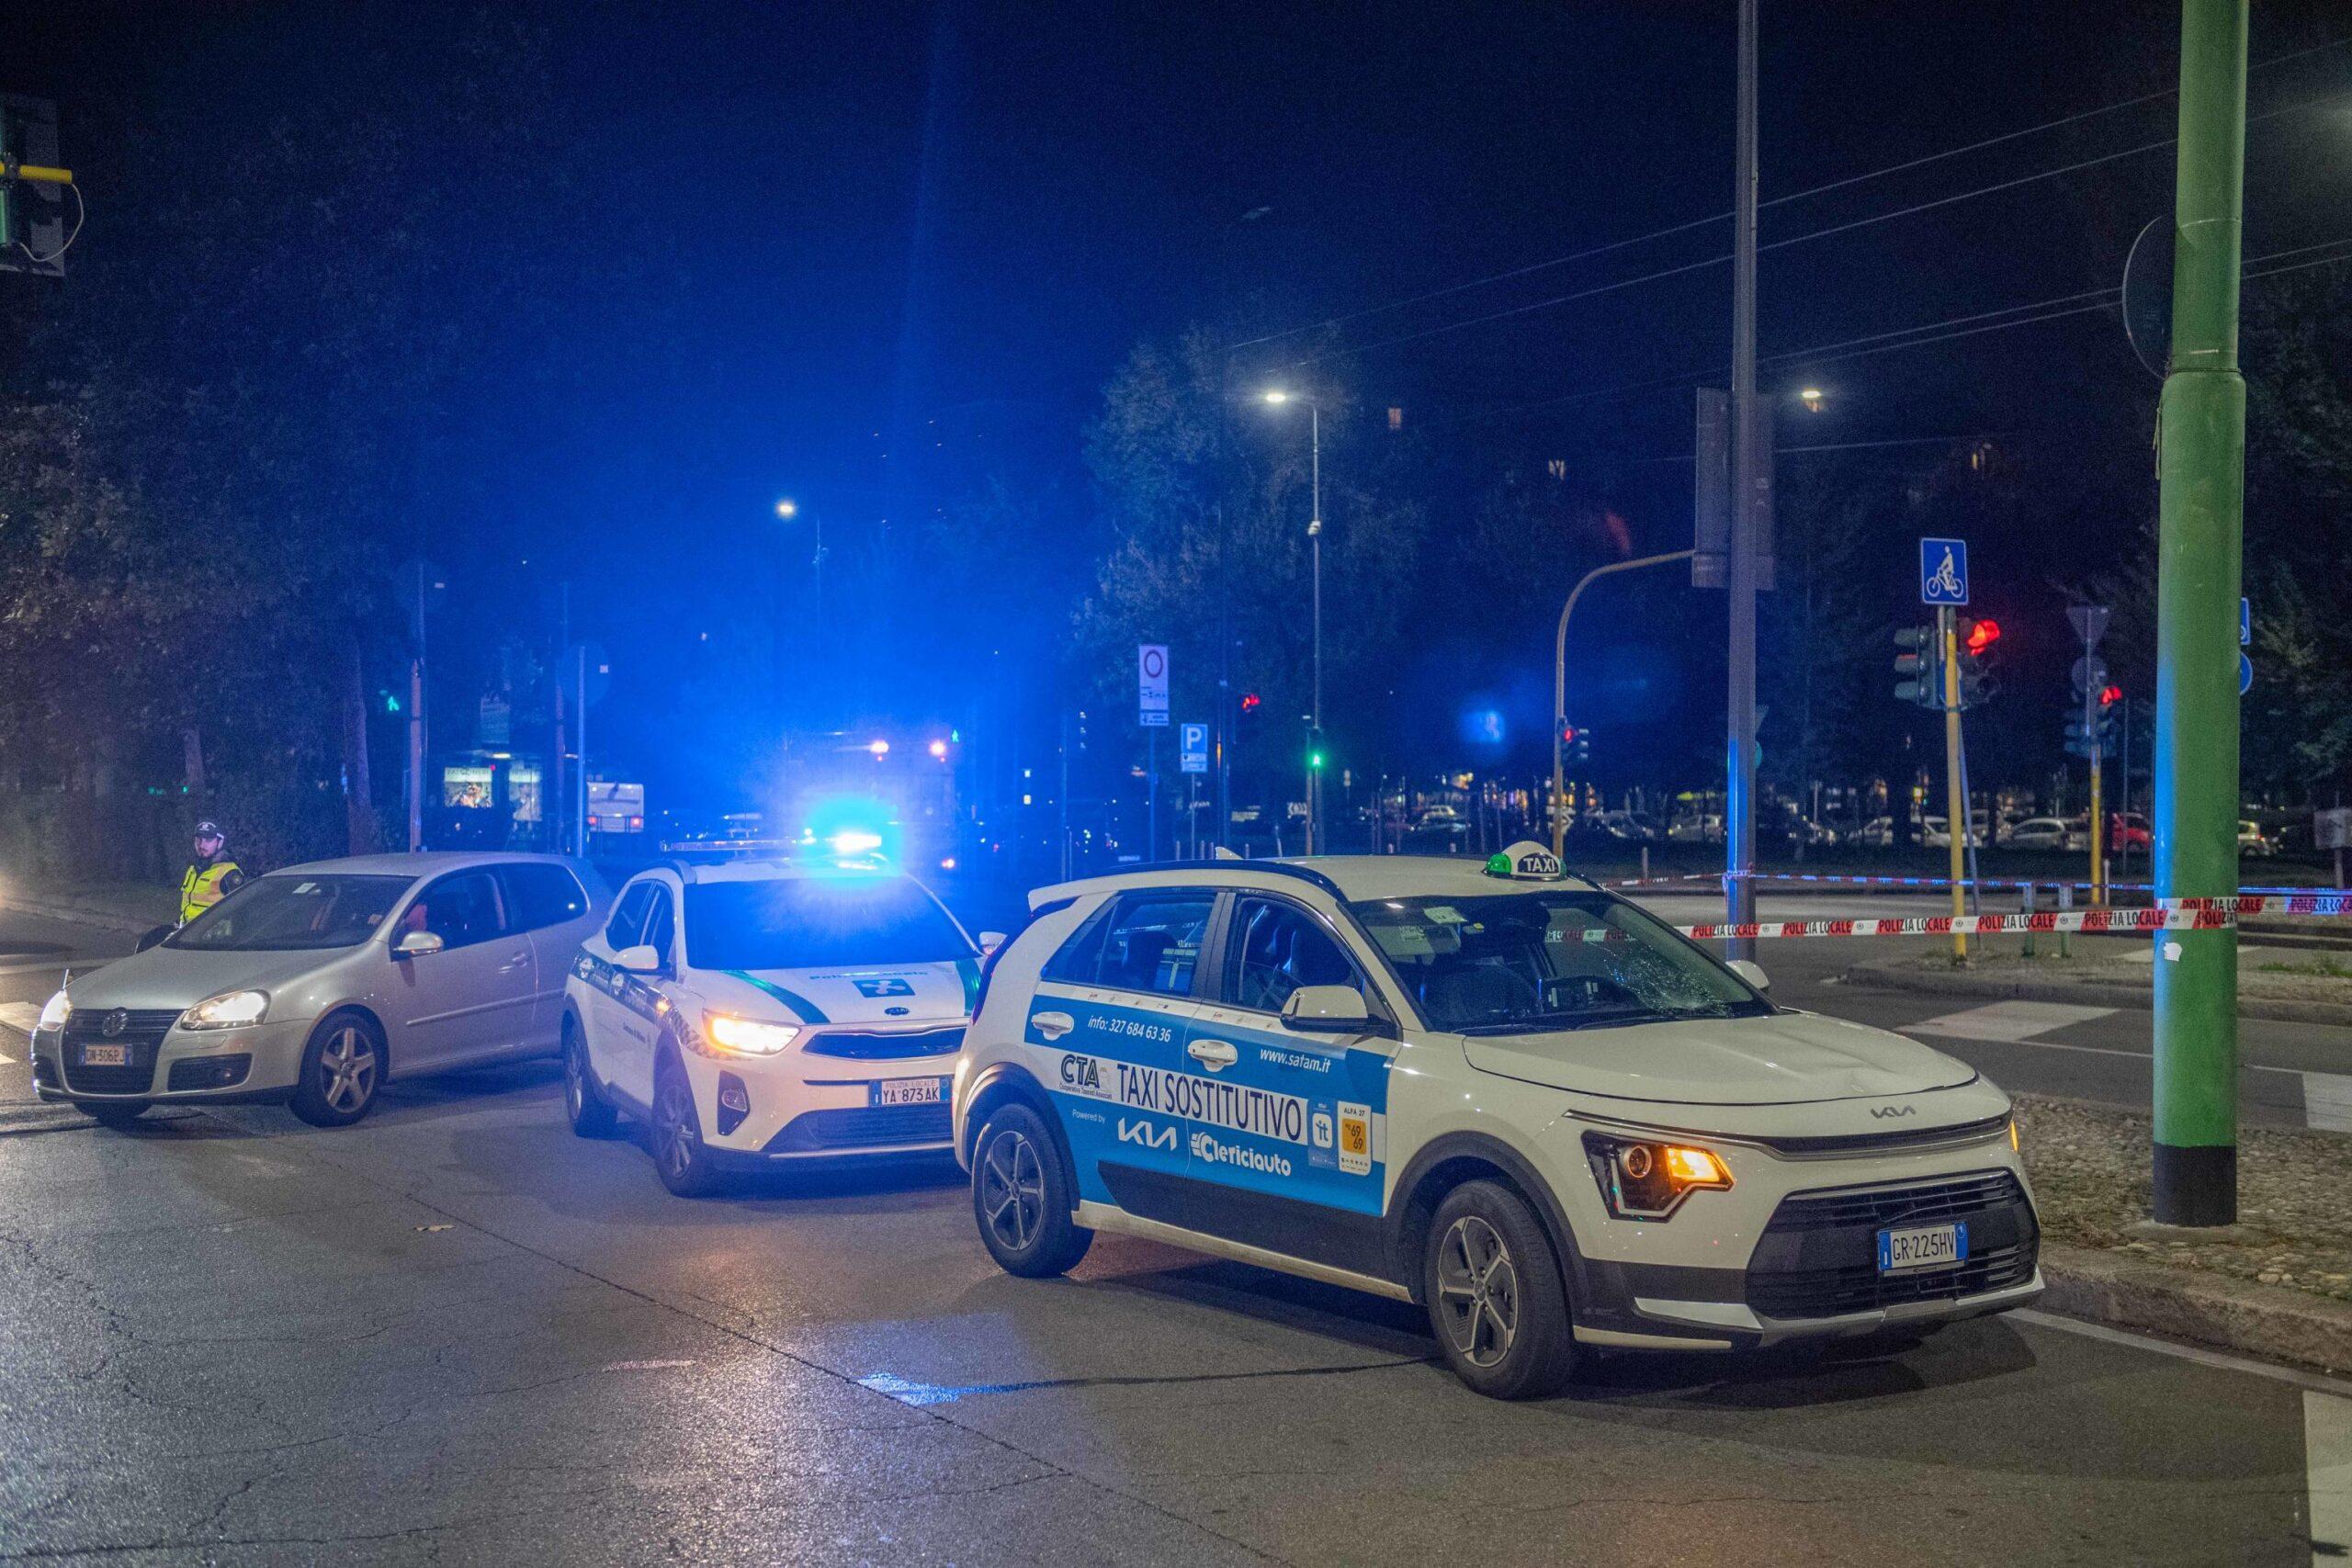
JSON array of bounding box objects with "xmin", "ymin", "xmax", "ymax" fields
[{"xmin": 180, "ymin": 859, "xmax": 243, "ymax": 924}]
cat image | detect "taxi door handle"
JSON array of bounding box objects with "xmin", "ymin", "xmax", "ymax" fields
[
  {"xmin": 497, "ymin": 950, "xmax": 531, "ymax": 975},
  {"xmin": 1187, "ymin": 1039, "xmax": 1238, "ymax": 1072}
]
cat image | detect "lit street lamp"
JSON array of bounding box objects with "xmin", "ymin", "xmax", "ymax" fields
[{"xmin": 1261, "ymin": 388, "xmax": 1324, "ymax": 853}]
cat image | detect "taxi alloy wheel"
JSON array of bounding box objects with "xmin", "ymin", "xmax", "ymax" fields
[
  {"xmin": 650, "ymin": 1063, "xmax": 721, "ymax": 1198},
  {"xmin": 1421, "ymin": 1180, "xmax": 1577, "ymax": 1400},
  {"xmin": 970, "ymin": 1103, "xmax": 1091, "ymax": 1278},
  {"xmin": 1435, "ymin": 1215, "xmax": 1519, "ymax": 1369},
  {"xmin": 290, "ymin": 1012, "xmax": 384, "ymax": 1128},
  {"xmin": 980, "ymin": 1128, "xmax": 1045, "ymax": 1251}
]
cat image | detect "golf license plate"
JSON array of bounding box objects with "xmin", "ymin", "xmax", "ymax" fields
[
  {"xmin": 1877, "ymin": 1221, "xmax": 1968, "ymax": 1274},
  {"xmin": 78, "ymin": 1043, "xmax": 131, "ymax": 1067},
  {"xmin": 871, "ymin": 1076, "xmax": 947, "ymax": 1108}
]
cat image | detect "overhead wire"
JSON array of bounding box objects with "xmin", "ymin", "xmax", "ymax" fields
[{"xmin": 1290, "ymin": 85, "xmax": 2352, "ymax": 369}]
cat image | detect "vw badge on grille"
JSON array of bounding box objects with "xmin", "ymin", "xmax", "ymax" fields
[{"xmin": 102, "ymin": 1008, "xmax": 130, "ymax": 1038}]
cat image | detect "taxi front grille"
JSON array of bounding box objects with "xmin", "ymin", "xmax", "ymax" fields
[
  {"xmin": 1763, "ymin": 1169, "xmax": 2022, "ymax": 1232},
  {"xmin": 1746, "ymin": 1168, "xmax": 2037, "ymax": 1322},
  {"xmin": 1747, "ymin": 1242, "xmax": 2037, "ymax": 1320}
]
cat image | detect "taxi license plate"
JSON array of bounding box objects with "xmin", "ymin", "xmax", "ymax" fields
[
  {"xmin": 78, "ymin": 1043, "xmax": 131, "ymax": 1067},
  {"xmin": 1877, "ymin": 1221, "xmax": 1968, "ymax": 1274},
  {"xmin": 871, "ymin": 1077, "xmax": 946, "ymax": 1108}
]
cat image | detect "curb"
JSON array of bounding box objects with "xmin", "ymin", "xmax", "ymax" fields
[
  {"xmin": 2041, "ymin": 1243, "xmax": 2352, "ymax": 1376},
  {"xmin": 0, "ymin": 891, "xmax": 168, "ymax": 939},
  {"xmin": 1838, "ymin": 956, "xmax": 2352, "ymax": 1028}
]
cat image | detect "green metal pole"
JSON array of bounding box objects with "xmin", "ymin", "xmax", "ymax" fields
[{"xmin": 2152, "ymin": 0, "xmax": 2247, "ymax": 1227}]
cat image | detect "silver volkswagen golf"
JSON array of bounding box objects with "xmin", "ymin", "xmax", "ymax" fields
[{"xmin": 30, "ymin": 852, "xmax": 606, "ymax": 1128}]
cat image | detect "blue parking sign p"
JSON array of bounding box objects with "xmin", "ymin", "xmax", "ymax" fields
[{"xmin": 1920, "ymin": 537, "xmax": 1969, "ymax": 605}]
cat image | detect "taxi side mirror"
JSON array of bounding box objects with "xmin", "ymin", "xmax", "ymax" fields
[
  {"xmin": 1728, "ymin": 958, "xmax": 1770, "ymax": 992},
  {"xmin": 977, "ymin": 930, "xmax": 1008, "ymax": 957},
  {"xmin": 613, "ymin": 943, "xmax": 664, "ymax": 976},
  {"xmin": 1282, "ymin": 985, "xmax": 1369, "ymax": 1033},
  {"xmin": 394, "ymin": 930, "xmax": 445, "ymax": 958}
]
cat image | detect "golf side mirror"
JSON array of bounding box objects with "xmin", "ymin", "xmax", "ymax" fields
[{"xmin": 394, "ymin": 929, "xmax": 445, "ymax": 958}]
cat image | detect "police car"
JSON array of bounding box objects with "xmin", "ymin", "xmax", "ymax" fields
[
  {"xmin": 563, "ymin": 852, "xmax": 997, "ymax": 1195},
  {"xmin": 954, "ymin": 843, "xmax": 2040, "ymax": 1398}
]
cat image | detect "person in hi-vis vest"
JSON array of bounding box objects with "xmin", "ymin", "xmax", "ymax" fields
[{"xmin": 178, "ymin": 820, "xmax": 246, "ymax": 925}]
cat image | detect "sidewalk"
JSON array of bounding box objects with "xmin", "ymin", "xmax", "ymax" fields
[
  {"xmin": 1843, "ymin": 944, "xmax": 2352, "ymax": 1027},
  {"xmin": 0, "ymin": 880, "xmax": 175, "ymax": 936},
  {"xmin": 2024, "ymin": 1094, "xmax": 2352, "ymax": 1374}
]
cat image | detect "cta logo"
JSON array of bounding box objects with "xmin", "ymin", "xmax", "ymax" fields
[
  {"xmin": 1190, "ymin": 1130, "xmax": 1293, "ymax": 1179},
  {"xmin": 1060, "ymin": 1054, "xmax": 1105, "ymax": 1094},
  {"xmin": 1117, "ymin": 1117, "xmax": 1178, "ymax": 1151}
]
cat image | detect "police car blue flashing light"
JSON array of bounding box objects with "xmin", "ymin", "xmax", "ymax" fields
[{"xmin": 954, "ymin": 842, "xmax": 2041, "ymax": 1400}]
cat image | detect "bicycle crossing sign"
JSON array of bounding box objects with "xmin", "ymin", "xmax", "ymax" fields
[{"xmin": 1919, "ymin": 537, "xmax": 1970, "ymax": 606}]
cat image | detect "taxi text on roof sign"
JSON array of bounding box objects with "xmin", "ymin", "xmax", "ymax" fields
[{"xmin": 1487, "ymin": 840, "xmax": 1564, "ymax": 881}]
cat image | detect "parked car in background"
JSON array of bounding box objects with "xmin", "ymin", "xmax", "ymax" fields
[
  {"xmin": 1921, "ymin": 816, "xmax": 1988, "ymax": 850},
  {"xmin": 2110, "ymin": 813, "xmax": 2152, "ymax": 852},
  {"xmin": 2238, "ymin": 820, "xmax": 2277, "ymax": 857},
  {"xmin": 31, "ymin": 853, "xmax": 606, "ymax": 1128},
  {"xmin": 2006, "ymin": 818, "xmax": 2086, "ymax": 852},
  {"xmin": 1859, "ymin": 816, "xmax": 1896, "ymax": 847}
]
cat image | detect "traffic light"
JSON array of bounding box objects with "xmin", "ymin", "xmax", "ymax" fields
[
  {"xmin": 1306, "ymin": 728, "xmax": 1328, "ymax": 772},
  {"xmin": 1893, "ymin": 626, "xmax": 1940, "ymax": 708},
  {"xmin": 1238, "ymin": 692, "xmax": 1261, "ymax": 713},
  {"xmin": 1957, "ymin": 616, "xmax": 2000, "ymax": 706},
  {"xmin": 2065, "ymin": 684, "xmax": 2120, "ymax": 760},
  {"xmin": 1557, "ymin": 720, "xmax": 1591, "ymax": 764}
]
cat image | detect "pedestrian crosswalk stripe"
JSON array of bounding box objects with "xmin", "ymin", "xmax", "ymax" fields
[
  {"xmin": 2302, "ymin": 1074, "xmax": 2352, "ymax": 1134},
  {"xmin": 2307, "ymin": 1390, "xmax": 2352, "ymax": 1564},
  {"xmin": 1905, "ymin": 1000, "xmax": 2117, "ymax": 1043}
]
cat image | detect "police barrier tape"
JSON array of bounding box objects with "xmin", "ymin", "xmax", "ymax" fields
[
  {"xmin": 2164, "ymin": 894, "xmax": 2352, "ymax": 916},
  {"xmin": 1634, "ymin": 907, "xmax": 2238, "ymax": 942},
  {"xmin": 1602, "ymin": 869, "xmax": 2336, "ymax": 896}
]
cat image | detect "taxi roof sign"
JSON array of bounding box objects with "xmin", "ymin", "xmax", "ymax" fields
[{"xmin": 1487, "ymin": 841, "xmax": 1565, "ymax": 881}]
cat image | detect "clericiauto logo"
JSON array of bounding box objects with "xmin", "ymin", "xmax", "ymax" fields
[{"xmin": 1189, "ymin": 1130, "xmax": 1292, "ymax": 1179}]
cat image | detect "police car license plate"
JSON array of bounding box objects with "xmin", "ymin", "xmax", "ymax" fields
[
  {"xmin": 1878, "ymin": 1221, "xmax": 1968, "ymax": 1274},
  {"xmin": 79, "ymin": 1043, "xmax": 131, "ymax": 1067},
  {"xmin": 871, "ymin": 1077, "xmax": 946, "ymax": 1108}
]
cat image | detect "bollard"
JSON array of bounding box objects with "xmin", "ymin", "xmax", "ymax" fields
[
  {"xmin": 2022, "ymin": 882, "xmax": 2037, "ymax": 961},
  {"xmin": 2057, "ymin": 882, "xmax": 2073, "ymax": 961},
  {"xmin": 1640, "ymin": 845, "xmax": 1650, "ymax": 882}
]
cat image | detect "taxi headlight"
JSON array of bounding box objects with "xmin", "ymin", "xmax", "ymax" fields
[
  {"xmin": 1581, "ymin": 1131, "xmax": 1732, "ymax": 1220},
  {"xmin": 700, "ymin": 1014, "xmax": 802, "ymax": 1056},
  {"xmin": 37, "ymin": 988, "xmax": 70, "ymax": 1031},
  {"xmin": 183, "ymin": 989, "xmax": 269, "ymax": 1031}
]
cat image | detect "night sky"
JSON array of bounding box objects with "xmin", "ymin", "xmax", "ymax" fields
[{"xmin": 12, "ymin": 1, "xmax": 2349, "ymax": 811}]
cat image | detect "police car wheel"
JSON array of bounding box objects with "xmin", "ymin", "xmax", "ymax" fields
[
  {"xmin": 1423, "ymin": 1181, "xmax": 1577, "ymax": 1400},
  {"xmin": 972, "ymin": 1104, "xmax": 1091, "ymax": 1278},
  {"xmin": 561, "ymin": 1024, "xmax": 618, "ymax": 1138},
  {"xmin": 288, "ymin": 1012, "xmax": 382, "ymax": 1128},
  {"xmin": 650, "ymin": 1059, "xmax": 723, "ymax": 1198},
  {"xmin": 78, "ymin": 1101, "xmax": 149, "ymax": 1128}
]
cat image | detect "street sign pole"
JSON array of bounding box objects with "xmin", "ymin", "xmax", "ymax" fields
[
  {"xmin": 1723, "ymin": 0, "xmax": 1761, "ymax": 961},
  {"xmin": 2152, "ymin": 0, "xmax": 2248, "ymax": 1228},
  {"xmin": 1939, "ymin": 606, "xmax": 1967, "ymax": 962}
]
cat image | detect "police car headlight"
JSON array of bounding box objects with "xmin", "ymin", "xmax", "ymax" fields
[
  {"xmin": 37, "ymin": 988, "xmax": 70, "ymax": 1032},
  {"xmin": 1581, "ymin": 1131, "xmax": 1731, "ymax": 1220},
  {"xmin": 701, "ymin": 1014, "xmax": 802, "ymax": 1056},
  {"xmin": 183, "ymin": 989, "xmax": 269, "ymax": 1031}
]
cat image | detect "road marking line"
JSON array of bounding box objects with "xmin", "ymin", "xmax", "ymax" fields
[
  {"xmin": 2309, "ymin": 1391, "xmax": 2352, "ymax": 1564},
  {"xmin": 2014, "ymin": 1309, "xmax": 2352, "ymax": 1399},
  {"xmin": 2303, "ymin": 1074, "xmax": 2352, "ymax": 1134},
  {"xmin": 1899, "ymin": 1029, "xmax": 2304, "ymax": 1079},
  {"xmin": 1905, "ymin": 1000, "xmax": 2117, "ymax": 1043}
]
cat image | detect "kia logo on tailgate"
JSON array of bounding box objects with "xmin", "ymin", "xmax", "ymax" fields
[{"xmin": 1870, "ymin": 1104, "xmax": 1917, "ymax": 1120}]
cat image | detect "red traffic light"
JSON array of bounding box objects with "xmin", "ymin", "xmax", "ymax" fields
[
  {"xmin": 1239, "ymin": 692, "xmax": 1261, "ymax": 713},
  {"xmin": 1963, "ymin": 617, "xmax": 2002, "ymax": 654},
  {"xmin": 2099, "ymin": 683, "xmax": 2122, "ymax": 706}
]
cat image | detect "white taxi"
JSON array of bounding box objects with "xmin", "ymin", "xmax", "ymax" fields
[
  {"xmin": 563, "ymin": 852, "xmax": 997, "ymax": 1195},
  {"xmin": 955, "ymin": 843, "xmax": 2041, "ymax": 1398}
]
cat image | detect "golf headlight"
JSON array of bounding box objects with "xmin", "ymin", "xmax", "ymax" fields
[
  {"xmin": 37, "ymin": 988, "xmax": 69, "ymax": 1031},
  {"xmin": 183, "ymin": 989, "xmax": 269, "ymax": 1031},
  {"xmin": 699, "ymin": 1014, "xmax": 801, "ymax": 1056},
  {"xmin": 1582, "ymin": 1131, "xmax": 1732, "ymax": 1220}
]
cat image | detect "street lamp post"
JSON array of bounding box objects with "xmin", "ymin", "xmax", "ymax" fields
[
  {"xmin": 1263, "ymin": 389, "xmax": 1324, "ymax": 853},
  {"xmin": 1551, "ymin": 550, "xmax": 1696, "ymax": 857}
]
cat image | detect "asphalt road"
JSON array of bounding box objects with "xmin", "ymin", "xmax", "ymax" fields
[{"xmin": 4, "ymin": 897, "xmax": 2351, "ymax": 1564}]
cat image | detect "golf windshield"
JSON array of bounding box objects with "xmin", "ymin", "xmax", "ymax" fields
[
  {"xmin": 685, "ymin": 876, "xmax": 972, "ymax": 971},
  {"xmin": 1349, "ymin": 891, "xmax": 1771, "ymax": 1034},
  {"xmin": 168, "ymin": 874, "xmax": 415, "ymax": 952}
]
